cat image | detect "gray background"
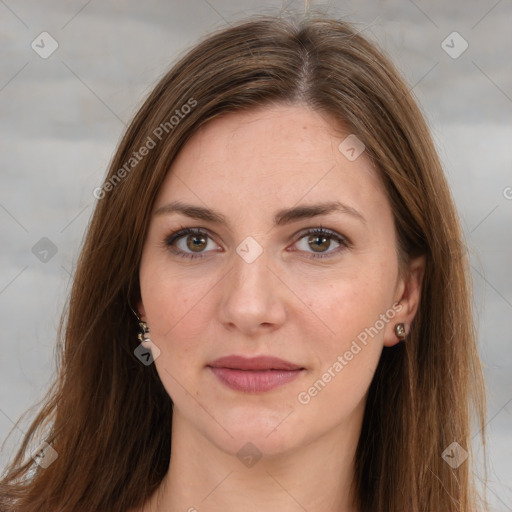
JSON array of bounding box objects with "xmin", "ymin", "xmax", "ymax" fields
[{"xmin": 1, "ymin": 0, "xmax": 511, "ymax": 510}]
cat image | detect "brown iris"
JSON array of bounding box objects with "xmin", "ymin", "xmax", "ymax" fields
[
  {"xmin": 186, "ymin": 234, "xmax": 208, "ymax": 252},
  {"xmin": 308, "ymin": 234, "xmax": 330, "ymax": 252}
]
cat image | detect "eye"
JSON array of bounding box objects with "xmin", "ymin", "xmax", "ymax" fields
[
  {"xmin": 291, "ymin": 227, "xmax": 349, "ymax": 259},
  {"xmin": 164, "ymin": 226, "xmax": 349, "ymax": 260},
  {"xmin": 164, "ymin": 227, "xmax": 219, "ymax": 259}
]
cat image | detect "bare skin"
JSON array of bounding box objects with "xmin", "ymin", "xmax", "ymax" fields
[{"xmin": 133, "ymin": 104, "xmax": 425, "ymax": 512}]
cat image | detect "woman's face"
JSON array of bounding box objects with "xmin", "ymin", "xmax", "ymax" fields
[{"xmin": 138, "ymin": 104, "xmax": 423, "ymax": 458}]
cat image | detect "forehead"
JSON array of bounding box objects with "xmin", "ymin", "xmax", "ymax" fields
[{"xmin": 155, "ymin": 104, "xmax": 388, "ymax": 221}]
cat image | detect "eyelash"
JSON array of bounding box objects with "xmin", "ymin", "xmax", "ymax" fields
[{"xmin": 164, "ymin": 225, "xmax": 350, "ymax": 260}]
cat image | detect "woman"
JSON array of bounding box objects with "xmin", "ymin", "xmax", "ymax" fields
[{"xmin": 0, "ymin": 14, "xmax": 487, "ymax": 512}]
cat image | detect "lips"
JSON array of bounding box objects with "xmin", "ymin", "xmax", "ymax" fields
[
  {"xmin": 208, "ymin": 355, "xmax": 303, "ymax": 371},
  {"xmin": 207, "ymin": 355, "xmax": 305, "ymax": 393}
]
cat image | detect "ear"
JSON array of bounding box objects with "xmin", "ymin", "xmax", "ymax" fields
[{"xmin": 383, "ymin": 255, "xmax": 426, "ymax": 347}]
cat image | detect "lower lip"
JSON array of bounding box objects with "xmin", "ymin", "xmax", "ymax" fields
[{"xmin": 208, "ymin": 367, "xmax": 303, "ymax": 392}]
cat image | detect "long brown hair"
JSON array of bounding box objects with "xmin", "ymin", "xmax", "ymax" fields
[{"xmin": 0, "ymin": 14, "xmax": 487, "ymax": 512}]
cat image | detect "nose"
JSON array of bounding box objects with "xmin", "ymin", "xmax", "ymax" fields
[{"xmin": 218, "ymin": 246, "xmax": 287, "ymax": 336}]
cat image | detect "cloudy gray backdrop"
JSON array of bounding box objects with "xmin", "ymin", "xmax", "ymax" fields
[{"xmin": 1, "ymin": 0, "xmax": 511, "ymax": 510}]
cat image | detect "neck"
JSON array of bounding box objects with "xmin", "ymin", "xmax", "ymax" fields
[{"xmin": 148, "ymin": 409, "xmax": 362, "ymax": 512}]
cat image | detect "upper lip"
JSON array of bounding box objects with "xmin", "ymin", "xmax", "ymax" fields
[{"xmin": 208, "ymin": 355, "xmax": 304, "ymax": 371}]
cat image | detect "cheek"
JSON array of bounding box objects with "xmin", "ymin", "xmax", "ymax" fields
[
  {"xmin": 146, "ymin": 296, "xmax": 212, "ymax": 408},
  {"xmin": 138, "ymin": 256, "xmax": 220, "ymax": 398},
  {"xmin": 294, "ymin": 288, "xmax": 387, "ymax": 420},
  {"xmin": 296, "ymin": 263, "xmax": 394, "ymax": 391},
  {"xmin": 299, "ymin": 262, "xmax": 394, "ymax": 346}
]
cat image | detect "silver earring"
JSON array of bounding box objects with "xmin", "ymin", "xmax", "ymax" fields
[
  {"xmin": 137, "ymin": 320, "xmax": 151, "ymax": 344},
  {"xmin": 394, "ymin": 323, "xmax": 406, "ymax": 340},
  {"xmin": 130, "ymin": 305, "xmax": 151, "ymax": 344}
]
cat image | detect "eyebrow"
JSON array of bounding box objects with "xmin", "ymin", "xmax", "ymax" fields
[
  {"xmin": 154, "ymin": 200, "xmax": 366, "ymax": 227},
  {"xmin": 154, "ymin": 201, "xmax": 366, "ymax": 226}
]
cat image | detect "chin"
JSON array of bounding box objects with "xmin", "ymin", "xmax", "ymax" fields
[{"xmin": 201, "ymin": 404, "xmax": 309, "ymax": 459}]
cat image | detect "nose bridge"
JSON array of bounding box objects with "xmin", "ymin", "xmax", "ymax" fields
[
  {"xmin": 220, "ymin": 238, "xmax": 286, "ymax": 331},
  {"xmin": 229, "ymin": 241, "xmax": 272, "ymax": 301}
]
